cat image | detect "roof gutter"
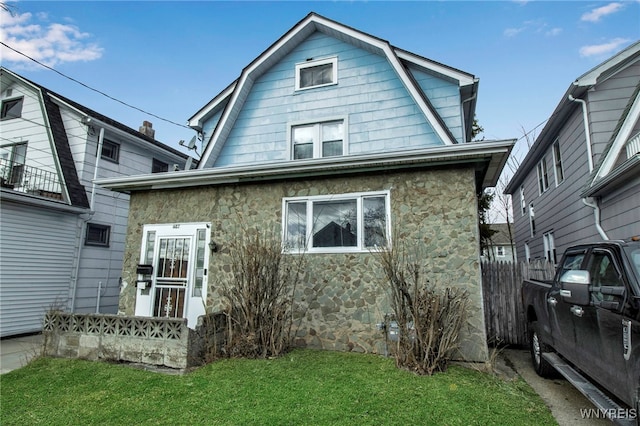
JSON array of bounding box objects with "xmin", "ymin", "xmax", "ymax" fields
[{"xmin": 97, "ymin": 140, "xmax": 514, "ymax": 192}]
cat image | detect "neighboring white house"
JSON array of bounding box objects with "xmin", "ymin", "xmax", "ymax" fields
[
  {"xmin": 481, "ymin": 223, "xmax": 516, "ymax": 262},
  {"xmin": 0, "ymin": 67, "xmax": 193, "ymax": 337}
]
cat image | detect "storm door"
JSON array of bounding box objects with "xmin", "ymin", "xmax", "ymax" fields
[
  {"xmin": 135, "ymin": 223, "xmax": 210, "ymax": 328},
  {"xmin": 153, "ymin": 237, "xmax": 190, "ymax": 318}
]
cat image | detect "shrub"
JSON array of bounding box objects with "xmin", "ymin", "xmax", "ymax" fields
[
  {"xmin": 216, "ymin": 226, "xmax": 304, "ymax": 358},
  {"xmin": 375, "ymin": 241, "xmax": 470, "ymax": 375}
]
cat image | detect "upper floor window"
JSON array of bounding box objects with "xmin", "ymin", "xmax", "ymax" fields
[
  {"xmin": 295, "ymin": 57, "xmax": 338, "ymax": 90},
  {"xmin": 85, "ymin": 223, "xmax": 111, "ymax": 247},
  {"xmin": 553, "ymin": 140, "xmax": 564, "ymax": 186},
  {"xmin": 520, "ymin": 185, "xmax": 526, "ymax": 216},
  {"xmin": 537, "ymin": 157, "xmax": 549, "ymax": 194},
  {"xmin": 152, "ymin": 158, "xmax": 169, "ymax": 173},
  {"xmin": 291, "ymin": 120, "xmax": 344, "ymax": 160},
  {"xmin": 283, "ymin": 191, "xmax": 390, "ymax": 253},
  {"xmin": 496, "ymin": 246, "xmax": 505, "ymax": 257},
  {"xmin": 1, "ymin": 97, "xmax": 24, "ymax": 120},
  {"xmin": 101, "ymin": 139, "xmax": 120, "ymax": 163},
  {"xmin": 0, "ymin": 142, "xmax": 27, "ymax": 187}
]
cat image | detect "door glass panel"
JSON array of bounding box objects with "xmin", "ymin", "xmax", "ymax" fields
[{"xmin": 154, "ymin": 237, "xmax": 189, "ymax": 318}]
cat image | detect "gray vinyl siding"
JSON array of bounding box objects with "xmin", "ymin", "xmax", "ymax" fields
[
  {"xmin": 600, "ymin": 176, "xmax": 640, "ymax": 240},
  {"xmin": 511, "ymin": 58, "xmax": 640, "ymax": 262},
  {"xmin": 587, "ymin": 62, "xmax": 640, "ymax": 163},
  {"xmin": 0, "ymin": 201, "xmax": 80, "ymax": 337}
]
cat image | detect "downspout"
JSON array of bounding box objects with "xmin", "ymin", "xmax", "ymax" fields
[
  {"xmin": 582, "ymin": 197, "xmax": 609, "ymax": 240},
  {"xmin": 568, "ymin": 95, "xmax": 608, "ymax": 240},
  {"xmin": 70, "ymin": 123, "xmax": 103, "ymax": 312},
  {"xmin": 568, "ymin": 94, "xmax": 594, "ymax": 172}
]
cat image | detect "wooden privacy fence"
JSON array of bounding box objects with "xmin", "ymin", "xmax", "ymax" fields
[{"xmin": 481, "ymin": 260, "xmax": 555, "ymax": 346}]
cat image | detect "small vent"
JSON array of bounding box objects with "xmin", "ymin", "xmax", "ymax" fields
[
  {"xmin": 4, "ymin": 88, "xmax": 12, "ymax": 97},
  {"xmin": 626, "ymin": 132, "xmax": 640, "ymax": 158}
]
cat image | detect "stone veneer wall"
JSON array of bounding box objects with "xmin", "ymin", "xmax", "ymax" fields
[{"xmin": 119, "ymin": 167, "xmax": 488, "ymax": 361}]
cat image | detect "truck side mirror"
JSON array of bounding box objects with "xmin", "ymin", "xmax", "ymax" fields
[{"xmin": 559, "ymin": 270, "xmax": 591, "ymax": 306}]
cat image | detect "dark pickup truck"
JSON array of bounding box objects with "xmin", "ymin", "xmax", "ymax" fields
[{"xmin": 523, "ymin": 239, "xmax": 640, "ymax": 425}]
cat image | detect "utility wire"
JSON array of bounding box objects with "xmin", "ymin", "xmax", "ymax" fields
[{"xmin": 1, "ymin": 41, "xmax": 190, "ymax": 129}]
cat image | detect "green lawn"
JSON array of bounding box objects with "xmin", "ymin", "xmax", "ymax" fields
[{"xmin": 1, "ymin": 349, "xmax": 555, "ymax": 425}]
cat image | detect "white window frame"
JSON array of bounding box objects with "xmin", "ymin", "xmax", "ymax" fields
[
  {"xmin": 496, "ymin": 246, "xmax": 505, "ymax": 257},
  {"xmin": 287, "ymin": 117, "xmax": 348, "ymax": 160},
  {"xmin": 552, "ymin": 140, "xmax": 564, "ymax": 186},
  {"xmin": 536, "ymin": 157, "xmax": 549, "ymax": 194},
  {"xmin": 282, "ymin": 190, "xmax": 391, "ymax": 254},
  {"xmin": 520, "ymin": 185, "xmax": 526, "ymax": 216},
  {"xmin": 543, "ymin": 231, "xmax": 556, "ymax": 264},
  {"xmin": 524, "ymin": 243, "xmax": 531, "ymax": 263},
  {"xmin": 295, "ymin": 57, "xmax": 338, "ymax": 91},
  {"xmin": 529, "ymin": 203, "xmax": 536, "ymax": 238}
]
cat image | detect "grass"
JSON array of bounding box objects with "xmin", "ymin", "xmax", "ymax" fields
[{"xmin": 1, "ymin": 349, "xmax": 556, "ymax": 425}]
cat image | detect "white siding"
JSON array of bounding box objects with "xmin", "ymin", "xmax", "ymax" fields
[{"xmin": 0, "ymin": 201, "xmax": 80, "ymax": 337}]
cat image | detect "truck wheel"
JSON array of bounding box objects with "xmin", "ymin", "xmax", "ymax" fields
[{"xmin": 529, "ymin": 322, "xmax": 555, "ymax": 378}]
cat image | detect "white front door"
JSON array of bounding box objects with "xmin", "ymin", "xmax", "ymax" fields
[{"xmin": 134, "ymin": 223, "xmax": 210, "ymax": 328}]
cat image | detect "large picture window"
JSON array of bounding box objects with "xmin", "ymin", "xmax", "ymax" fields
[
  {"xmin": 283, "ymin": 191, "xmax": 390, "ymax": 252},
  {"xmin": 291, "ymin": 120, "xmax": 344, "ymax": 160}
]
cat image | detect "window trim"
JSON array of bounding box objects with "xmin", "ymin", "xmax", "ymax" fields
[
  {"xmin": 496, "ymin": 246, "xmax": 505, "ymax": 257},
  {"xmin": 520, "ymin": 185, "xmax": 526, "ymax": 216},
  {"xmin": 543, "ymin": 231, "xmax": 556, "ymax": 264},
  {"xmin": 295, "ymin": 57, "xmax": 338, "ymax": 91},
  {"xmin": 85, "ymin": 223, "xmax": 111, "ymax": 247},
  {"xmin": 536, "ymin": 157, "xmax": 549, "ymax": 194},
  {"xmin": 529, "ymin": 203, "xmax": 536, "ymax": 237},
  {"xmin": 287, "ymin": 117, "xmax": 348, "ymax": 160},
  {"xmin": 282, "ymin": 190, "xmax": 391, "ymax": 254},
  {"xmin": 100, "ymin": 139, "xmax": 120, "ymax": 164},
  {"xmin": 0, "ymin": 97, "xmax": 24, "ymax": 120},
  {"xmin": 152, "ymin": 158, "xmax": 169, "ymax": 173},
  {"xmin": 552, "ymin": 140, "xmax": 564, "ymax": 187}
]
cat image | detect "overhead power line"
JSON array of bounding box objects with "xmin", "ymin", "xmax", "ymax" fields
[{"xmin": 0, "ymin": 41, "xmax": 191, "ymax": 129}]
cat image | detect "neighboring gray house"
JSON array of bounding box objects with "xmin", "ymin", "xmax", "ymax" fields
[
  {"xmin": 0, "ymin": 67, "xmax": 192, "ymax": 337},
  {"xmin": 99, "ymin": 13, "xmax": 514, "ymax": 362},
  {"xmin": 482, "ymin": 223, "xmax": 516, "ymax": 262},
  {"xmin": 505, "ymin": 42, "xmax": 640, "ymax": 263}
]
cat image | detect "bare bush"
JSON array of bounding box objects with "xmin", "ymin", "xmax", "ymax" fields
[
  {"xmin": 375, "ymin": 241, "xmax": 470, "ymax": 375},
  {"xmin": 216, "ymin": 226, "xmax": 305, "ymax": 359}
]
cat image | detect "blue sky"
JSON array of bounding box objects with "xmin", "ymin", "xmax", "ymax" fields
[{"xmin": 2, "ymin": 1, "xmax": 639, "ymax": 178}]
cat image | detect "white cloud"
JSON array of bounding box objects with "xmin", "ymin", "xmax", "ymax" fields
[
  {"xmin": 581, "ymin": 2, "xmax": 624, "ymax": 22},
  {"xmin": 579, "ymin": 38, "xmax": 631, "ymax": 57},
  {"xmin": 545, "ymin": 28, "xmax": 562, "ymax": 37},
  {"xmin": 0, "ymin": 9, "xmax": 103, "ymax": 67},
  {"xmin": 504, "ymin": 27, "xmax": 525, "ymax": 37}
]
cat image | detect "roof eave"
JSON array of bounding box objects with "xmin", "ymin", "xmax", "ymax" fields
[{"xmin": 99, "ymin": 139, "xmax": 514, "ymax": 192}]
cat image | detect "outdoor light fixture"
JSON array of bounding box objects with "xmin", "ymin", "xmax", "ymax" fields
[{"xmin": 209, "ymin": 240, "xmax": 218, "ymax": 253}]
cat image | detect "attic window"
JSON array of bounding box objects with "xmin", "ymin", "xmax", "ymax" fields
[
  {"xmin": 0, "ymin": 97, "xmax": 23, "ymax": 120},
  {"xmin": 101, "ymin": 139, "xmax": 120, "ymax": 163},
  {"xmin": 295, "ymin": 57, "xmax": 337, "ymax": 90}
]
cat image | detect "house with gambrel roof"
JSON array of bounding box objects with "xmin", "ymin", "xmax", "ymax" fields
[
  {"xmin": 98, "ymin": 13, "xmax": 514, "ymax": 361},
  {"xmin": 0, "ymin": 67, "xmax": 192, "ymax": 337}
]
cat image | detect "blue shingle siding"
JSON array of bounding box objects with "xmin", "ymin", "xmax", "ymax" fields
[
  {"xmin": 212, "ymin": 32, "xmax": 452, "ymax": 167},
  {"xmin": 410, "ymin": 67, "xmax": 464, "ymax": 143}
]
